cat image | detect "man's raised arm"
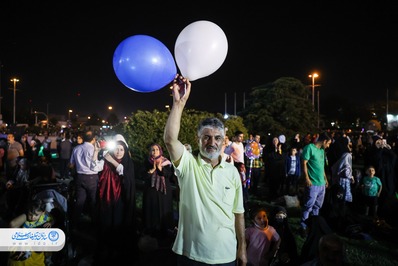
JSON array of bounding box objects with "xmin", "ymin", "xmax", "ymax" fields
[{"xmin": 164, "ymin": 76, "xmax": 191, "ymax": 162}]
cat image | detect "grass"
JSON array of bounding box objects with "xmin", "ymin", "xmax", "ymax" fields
[
  {"xmin": 135, "ymin": 182, "xmax": 398, "ymax": 266},
  {"xmin": 247, "ymin": 197, "xmax": 398, "ymax": 266}
]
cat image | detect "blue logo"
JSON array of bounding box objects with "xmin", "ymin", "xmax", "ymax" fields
[{"xmin": 48, "ymin": 231, "xmax": 59, "ymax": 242}]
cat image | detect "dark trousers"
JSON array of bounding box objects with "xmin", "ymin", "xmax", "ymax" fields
[
  {"xmin": 59, "ymin": 158, "xmax": 70, "ymax": 179},
  {"xmin": 248, "ymin": 167, "xmax": 262, "ymax": 196},
  {"xmin": 73, "ymin": 173, "xmax": 98, "ymax": 223}
]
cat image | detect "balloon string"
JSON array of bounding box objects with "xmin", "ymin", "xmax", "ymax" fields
[
  {"xmin": 247, "ymin": 159, "xmax": 253, "ymax": 189},
  {"xmin": 249, "ymin": 159, "xmax": 253, "ymax": 178}
]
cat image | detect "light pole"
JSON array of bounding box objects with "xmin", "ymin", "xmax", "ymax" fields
[
  {"xmin": 308, "ymin": 73, "xmax": 318, "ymax": 111},
  {"xmin": 10, "ymin": 78, "xmax": 19, "ymax": 124},
  {"xmin": 317, "ymin": 90, "xmax": 320, "ymax": 129},
  {"xmin": 224, "ymin": 92, "xmax": 228, "ymax": 119},
  {"xmin": 68, "ymin": 109, "xmax": 73, "ymax": 121},
  {"xmin": 34, "ymin": 111, "xmax": 48, "ymax": 127},
  {"xmin": 0, "ymin": 62, "xmax": 2, "ymax": 121}
]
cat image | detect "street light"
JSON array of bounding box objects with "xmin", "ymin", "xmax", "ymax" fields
[
  {"xmin": 0, "ymin": 62, "xmax": 3, "ymax": 121},
  {"xmin": 108, "ymin": 106, "xmax": 113, "ymax": 110},
  {"xmin": 10, "ymin": 78, "xmax": 19, "ymax": 124},
  {"xmin": 34, "ymin": 111, "xmax": 48, "ymax": 127},
  {"xmin": 317, "ymin": 89, "xmax": 321, "ymax": 129},
  {"xmin": 68, "ymin": 109, "xmax": 73, "ymax": 121},
  {"xmin": 308, "ymin": 73, "xmax": 318, "ymax": 111}
]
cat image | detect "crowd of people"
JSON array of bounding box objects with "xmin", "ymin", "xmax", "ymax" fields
[
  {"xmin": 163, "ymin": 75, "xmax": 397, "ymax": 265},
  {"xmin": 0, "ymin": 75, "xmax": 397, "ymax": 266},
  {"xmin": 0, "ymin": 131, "xmax": 142, "ymax": 265}
]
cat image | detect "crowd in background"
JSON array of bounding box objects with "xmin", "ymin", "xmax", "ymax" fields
[{"xmin": 0, "ymin": 127, "xmax": 397, "ymax": 265}]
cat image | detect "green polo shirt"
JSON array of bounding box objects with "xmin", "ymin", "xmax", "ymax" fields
[
  {"xmin": 302, "ymin": 143, "xmax": 326, "ymax": 186},
  {"xmin": 172, "ymin": 148, "xmax": 244, "ymax": 264}
]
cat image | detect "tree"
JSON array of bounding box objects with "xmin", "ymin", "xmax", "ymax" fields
[
  {"xmin": 122, "ymin": 109, "xmax": 246, "ymax": 176},
  {"xmin": 240, "ymin": 77, "xmax": 318, "ymax": 138}
]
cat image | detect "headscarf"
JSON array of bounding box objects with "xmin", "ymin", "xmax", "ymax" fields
[
  {"xmin": 269, "ymin": 205, "xmax": 299, "ymax": 266},
  {"xmin": 16, "ymin": 158, "xmax": 30, "ymax": 186},
  {"xmin": 99, "ymin": 141, "xmax": 135, "ymax": 206},
  {"xmin": 114, "ymin": 134, "xmax": 128, "ymax": 147},
  {"xmin": 148, "ymin": 144, "xmax": 171, "ymax": 194},
  {"xmin": 148, "ymin": 143, "xmax": 164, "ymax": 164},
  {"xmin": 117, "ymin": 140, "xmax": 136, "ymax": 226}
]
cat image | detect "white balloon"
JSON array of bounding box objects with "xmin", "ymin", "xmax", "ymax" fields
[{"xmin": 174, "ymin": 20, "xmax": 228, "ymax": 81}]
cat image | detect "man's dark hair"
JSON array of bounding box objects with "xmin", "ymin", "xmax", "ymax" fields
[
  {"xmin": 83, "ymin": 131, "xmax": 95, "ymax": 142},
  {"xmin": 249, "ymin": 206, "xmax": 267, "ymax": 221},
  {"xmin": 234, "ymin": 130, "xmax": 243, "ymax": 136},
  {"xmin": 317, "ymin": 132, "xmax": 331, "ymax": 142},
  {"xmin": 28, "ymin": 198, "xmax": 46, "ymax": 214}
]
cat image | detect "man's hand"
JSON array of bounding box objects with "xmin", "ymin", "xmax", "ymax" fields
[{"xmin": 171, "ymin": 74, "xmax": 191, "ymax": 102}]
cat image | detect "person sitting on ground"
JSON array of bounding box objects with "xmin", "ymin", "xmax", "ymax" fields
[
  {"xmin": 268, "ymin": 205, "xmax": 299, "ymax": 266},
  {"xmin": 300, "ymin": 233, "xmax": 347, "ymax": 266}
]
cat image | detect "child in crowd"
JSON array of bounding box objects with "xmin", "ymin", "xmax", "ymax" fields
[
  {"xmin": 245, "ymin": 207, "xmax": 281, "ymax": 266},
  {"xmin": 222, "ymin": 135, "xmax": 235, "ymax": 164},
  {"xmin": 284, "ymin": 146, "xmax": 301, "ymax": 195},
  {"xmin": 8, "ymin": 198, "xmax": 54, "ymax": 266},
  {"xmin": 361, "ymin": 165, "xmax": 382, "ymax": 219},
  {"xmin": 235, "ymin": 162, "xmax": 249, "ymax": 212}
]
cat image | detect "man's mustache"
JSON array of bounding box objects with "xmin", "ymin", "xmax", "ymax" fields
[{"xmin": 206, "ymin": 145, "xmax": 217, "ymax": 150}]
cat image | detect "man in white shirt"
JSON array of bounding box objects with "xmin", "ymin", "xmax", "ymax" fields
[{"xmin": 231, "ymin": 130, "xmax": 245, "ymax": 164}]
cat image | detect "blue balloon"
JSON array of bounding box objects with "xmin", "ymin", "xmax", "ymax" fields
[{"xmin": 113, "ymin": 35, "xmax": 177, "ymax": 93}]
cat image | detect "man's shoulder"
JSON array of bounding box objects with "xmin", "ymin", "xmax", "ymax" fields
[
  {"xmin": 302, "ymin": 143, "xmax": 315, "ymax": 151},
  {"xmin": 231, "ymin": 141, "xmax": 243, "ymax": 148},
  {"xmin": 61, "ymin": 140, "xmax": 73, "ymax": 146},
  {"xmin": 9, "ymin": 141, "xmax": 23, "ymax": 149},
  {"xmin": 72, "ymin": 144, "xmax": 84, "ymax": 152}
]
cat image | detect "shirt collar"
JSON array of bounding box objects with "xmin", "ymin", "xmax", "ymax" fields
[{"xmin": 197, "ymin": 153, "xmax": 225, "ymax": 168}]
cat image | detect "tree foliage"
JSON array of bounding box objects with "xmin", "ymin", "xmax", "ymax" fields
[
  {"xmin": 240, "ymin": 77, "xmax": 318, "ymax": 138},
  {"xmin": 122, "ymin": 109, "xmax": 246, "ymax": 176}
]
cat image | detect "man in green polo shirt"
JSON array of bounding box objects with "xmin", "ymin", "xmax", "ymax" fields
[
  {"xmin": 164, "ymin": 75, "xmax": 247, "ymax": 265},
  {"xmin": 300, "ymin": 132, "xmax": 332, "ymax": 237}
]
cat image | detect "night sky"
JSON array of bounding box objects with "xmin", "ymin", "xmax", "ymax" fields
[{"xmin": 1, "ymin": 2, "xmax": 398, "ymax": 122}]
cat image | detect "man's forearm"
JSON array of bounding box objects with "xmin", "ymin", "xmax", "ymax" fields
[
  {"xmin": 164, "ymin": 104, "xmax": 184, "ymax": 162},
  {"xmin": 235, "ymin": 213, "xmax": 247, "ymax": 265}
]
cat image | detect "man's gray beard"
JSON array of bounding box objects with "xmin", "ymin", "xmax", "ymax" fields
[{"xmin": 199, "ymin": 149, "xmax": 220, "ymax": 160}]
